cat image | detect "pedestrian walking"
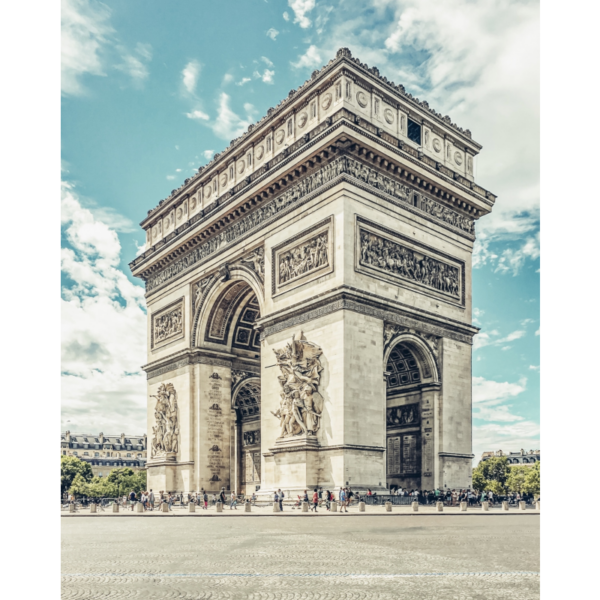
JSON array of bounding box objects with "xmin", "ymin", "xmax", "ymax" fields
[
  {"xmin": 128, "ymin": 490, "xmax": 136, "ymax": 511},
  {"xmin": 230, "ymin": 491, "xmax": 238, "ymax": 510}
]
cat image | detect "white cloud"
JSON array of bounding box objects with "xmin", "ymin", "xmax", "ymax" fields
[
  {"xmin": 61, "ymin": 180, "xmax": 147, "ymax": 433},
  {"xmin": 495, "ymin": 231, "xmax": 540, "ymax": 276},
  {"xmin": 254, "ymin": 69, "xmax": 275, "ymax": 84},
  {"xmin": 61, "ymin": 0, "xmax": 113, "ymax": 95},
  {"xmin": 222, "ymin": 73, "xmax": 234, "ymax": 84},
  {"xmin": 236, "ymin": 77, "xmax": 252, "ymax": 86},
  {"xmin": 182, "ymin": 59, "xmax": 201, "ymax": 94},
  {"xmin": 266, "ymin": 27, "xmax": 280, "ymax": 40},
  {"xmin": 115, "ymin": 42, "xmax": 152, "ymax": 84},
  {"xmin": 283, "ymin": 11, "xmax": 290, "ymax": 21},
  {"xmin": 472, "ymin": 375, "xmax": 529, "ymax": 426},
  {"xmin": 535, "ymin": 328, "xmax": 540, "ymax": 336},
  {"xmin": 261, "ymin": 56, "xmax": 274, "ymax": 67},
  {"xmin": 473, "ymin": 420, "xmax": 540, "ymax": 463},
  {"xmin": 186, "ymin": 109, "xmax": 210, "ymax": 121},
  {"xmin": 288, "ymin": 0, "xmax": 315, "ymax": 28},
  {"xmin": 473, "ymin": 328, "xmax": 525, "ymax": 351},
  {"xmin": 529, "ymin": 365, "xmax": 540, "ymax": 371},
  {"xmin": 210, "ymin": 93, "xmax": 256, "ymax": 141},
  {"xmin": 291, "ymin": 45, "xmax": 322, "ymax": 69},
  {"xmin": 202, "ymin": 150, "xmax": 215, "ymax": 160},
  {"xmin": 166, "ymin": 175, "xmax": 175, "ymax": 180}
]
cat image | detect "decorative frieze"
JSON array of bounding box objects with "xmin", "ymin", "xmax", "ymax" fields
[
  {"xmin": 243, "ymin": 430, "xmax": 261, "ymax": 447},
  {"xmin": 387, "ymin": 403, "xmax": 420, "ymax": 428},
  {"xmin": 151, "ymin": 299, "xmax": 184, "ymax": 349},
  {"xmin": 144, "ymin": 155, "xmax": 474, "ymax": 293},
  {"xmin": 231, "ymin": 369, "xmax": 254, "ymax": 390},
  {"xmin": 356, "ymin": 217, "xmax": 464, "ymax": 304}
]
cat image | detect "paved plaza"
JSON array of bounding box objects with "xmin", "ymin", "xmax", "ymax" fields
[{"xmin": 62, "ymin": 514, "xmax": 539, "ymax": 599}]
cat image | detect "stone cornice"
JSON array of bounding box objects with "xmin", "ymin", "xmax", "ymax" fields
[
  {"xmin": 133, "ymin": 128, "xmax": 492, "ymax": 295},
  {"xmin": 256, "ymin": 286, "xmax": 479, "ymax": 345},
  {"xmin": 265, "ymin": 443, "xmax": 385, "ymax": 456},
  {"xmin": 139, "ymin": 49, "xmax": 485, "ymax": 230},
  {"xmin": 142, "ymin": 348, "xmax": 259, "ymax": 380}
]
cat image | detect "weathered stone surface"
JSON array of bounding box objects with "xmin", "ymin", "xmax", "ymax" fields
[
  {"xmin": 436, "ymin": 502, "xmax": 444, "ymax": 512},
  {"xmin": 161, "ymin": 502, "xmax": 169, "ymax": 513},
  {"xmin": 136, "ymin": 502, "xmax": 144, "ymax": 513},
  {"xmin": 112, "ymin": 503, "xmax": 119, "ymax": 513},
  {"xmin": 331, "ymin": 501, "xmax": 337, "ymax": 512},
  {"xmin": 272, "ymin": 502, "xmax": 280, "ymax": 513},
  {"xmin": 188, "ymin": 502, "xmax": 195, "ymax": 513},
  {"xmin": 502, "ymin": 501, "xmax": 509, "ymax": 511},
  {"xmin": 134, "ymin": 51, "xmax": 493, "ymax": 497},
  {"xmin": 90, "ymin": 503, "xmax": 97, "ymax": 513},
  {"xmin": 412, "ymin": 501, "xmax": 419, "ymax": 512},
  {"xmin": 244, "ymin": 501, "xmax": 251, "ymax": 512},
  {"xmin": 385, "ymin": 502, "xmax": 392, "ymax": 512},
  {"xmin": 301, "ymin": 502, "xmax": 309, "ymax": 513},
  {"xmin": 460, "ymin": 502, "xmax": 467, "ymax": 511},
  {"xmin": 359, "ymin": 501, "xmax": 366, "ymax": 512},
  {"xmin": 519, "ymin": 501, "xmax": 526, "ymax": 511},
  {"xmin": 482, "ymin": 501, "xmax": 489, "ymax": 512},
  {"xmin": 216, "ymin": 502, "xmax": 223, "ymax": 513}
]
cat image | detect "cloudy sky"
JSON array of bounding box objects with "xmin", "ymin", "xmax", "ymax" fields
[{"xmin": 61, "ymin": 0, "xmax": 540, "ymax": 459}]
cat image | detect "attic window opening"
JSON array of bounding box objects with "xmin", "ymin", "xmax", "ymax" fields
[
  {"xmin": 413, "ymin": 194, "xmax": 418, "ymax": 207},
  {"xmin": 407, "ymin": 118, "xmax": 422, "ymax": 145}
]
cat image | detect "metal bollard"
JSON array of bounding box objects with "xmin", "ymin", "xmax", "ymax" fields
[
  {"xmin": 90, "ymin": 503, "xmax": 97, "ymax": 513},
  {"xmin": 436, "ymin": 502, "xmax": 443, "ymax": 512},
  {"xmin": 301, "ymin": 501, "xmax": 309, "ymax": 513},
  {"xmin": 136, "ymin": 502, "xmax": 144, "ymax": 513},
  {"xmin": 216, "ymin": 502, "xmax": 223, "ymax": 513},
  {"xmin": 189, "ymin": 502, "xmax": 196, "ymax": 513},
  {"xmin": 112, "ymin": 503, "xmax": 119, "ymax": 513},
  {"xmin": 482, "ymin": 501, "xmax": 489, "ymax": 511},
  {"xmin": 359, "ymin": 501, "xmax": 366, "ymax": 512},
  {"xmin": 519, "ymin": 501, "xmax": 526, "ymax": 511},
  {"xmin": 330, "ymin": 501, "xmax": 337, "ymax": 512},
  {"xmin": 161, "ymin": 502, "xmax": 169, "ymax": 513},
  {"xmin": 385, "ymin": 501, "xmax": 392, "ymax": 512},
  {"xmin": 502, "ymin": 501, "xmax": 509, "ymax": 511},
  {"xmin": 460, "ymin": 502, "xmax": 467, "ymax": 511},
  {"xmin": 245, "ymin": 501, "xmax": 251, "ymax": 513},
  {"xmin": 412, "ymin": 501, "xmax": 419, "ymax": 512}
]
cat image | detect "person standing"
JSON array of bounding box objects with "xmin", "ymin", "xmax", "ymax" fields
[
  {"xmin": 203, "ymin": 490, "xmax": 208, "ymax": 510},
  {"xmin": 148, "ymin": 489, "xmax": 155, "ymax": 511},
  {"xmin": 277, "ymin": 489, "xmax": 284, "ymax": 511},
  {"xmin": 274, "ymin": 489, "xmax": 279, "ymax": 509},
  {"xmin": 311, "ymin": 488, "xmax": 319, "ymax": 512},
  {"xmin": 230, "ymin": 491, "xmax": 238, "ymax": 510},
  {"xmin": 167, "ymin": 493, "xmax": 174, "ymax": 511},
  {"xmin": 128, "ymin": 489, "xmax": 136, "ymax": 511}
]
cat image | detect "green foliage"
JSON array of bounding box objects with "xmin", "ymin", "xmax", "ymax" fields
[
  {"xmin": 506, "ymin": 465, "xmax": 529, "ymax": 493},
  {"xmin": 472, "ymin": 456, "xmax": 510, "ymax": 494},
  {"xmin": 68, "ymin": 467, "xmax": 148, "ymax": 499},
  {"xmin": 61, "ymin": 455, "xmax": 93, "ymax": 494},
  {"xmin": 472, "ymin": 468, "xmax": 487, "ymax": 492},
  {"xmin": 523, "ymin": 462, "xmax": 540, "ymax": 496},
  {"xmin": 485, "ymin": 480, "xmax": 505, "ymax": 495}
]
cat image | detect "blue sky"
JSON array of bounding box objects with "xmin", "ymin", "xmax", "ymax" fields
[{"xmin": 61, "ymin": 0, "xmax": 540, "ymax": 459}]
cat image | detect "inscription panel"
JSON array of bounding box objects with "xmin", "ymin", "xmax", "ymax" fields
[{"xmin": 207, "ymin": 376, "xmax": 225, "ymax": 483}]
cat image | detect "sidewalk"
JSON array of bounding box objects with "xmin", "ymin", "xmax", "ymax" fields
[{"xmin": 62, "ymin": 504, "xmax": 540, "ymax": 517}]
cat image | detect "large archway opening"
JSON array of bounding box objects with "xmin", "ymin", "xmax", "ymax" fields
[{"xmin": 385, "ymin": 339, "xmax": 436, "ymax": 492}]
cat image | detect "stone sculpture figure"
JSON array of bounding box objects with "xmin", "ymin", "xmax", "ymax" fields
[
  {"xmin": 271, "ymin": 331, "xmax": 324, "ymax": 438},
  {"xmin": 150, "ymin": 382, "xmax": 179, "ymax": 457}
]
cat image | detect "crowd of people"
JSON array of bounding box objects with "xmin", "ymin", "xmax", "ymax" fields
[{"xmin": 65, "ymin": 486, "xmax": 537, "ymax": 510}]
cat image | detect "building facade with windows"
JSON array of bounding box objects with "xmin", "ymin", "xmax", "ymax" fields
[
  {"xmin": 480, "ymin": 449, "xmax": 540, "ymax": 466},
  {"xmin": 61, "ymin": 431, "xmax": 147, "ymax": 477}
]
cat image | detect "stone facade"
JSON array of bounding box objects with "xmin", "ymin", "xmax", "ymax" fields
[
  {"xmin": 480, "ymin": 449, "xmax": 540, "ymax": 466},
  {"xmin": 130, "ymin": 49, "xmax": 496, "ymax": 494},
  {"xmin": 61, "ymin": 431, "xmax": 147, "ymax": 478}
]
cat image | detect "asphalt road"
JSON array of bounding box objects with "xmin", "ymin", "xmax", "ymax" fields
[{"xmin": 62, "ymin": 514, "xmax": 539, "ymax": 599}]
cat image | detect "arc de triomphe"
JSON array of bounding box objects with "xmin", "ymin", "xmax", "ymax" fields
[{"xmin": 130, "ymin": 48, "xmax": 495, "ymax": 495}]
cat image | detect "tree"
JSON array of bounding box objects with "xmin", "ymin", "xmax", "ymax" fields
[
  {"xmin": 471, "ymin": 456, "xmax": 509, "ymax": 493},
  {"xmin": 523, "ymin": 462, "xmax": 540, "ymax": 496},
  {"xmin": 506, "ymin": 465, "xmax": 529, "ymax": 493},
  {"xmin": 61, "ymin": 455, "xmax": 93, "ymax": 495},
  {"xmin": 472, "ymin": 468, "xmax": 487, "ymax": 492}
]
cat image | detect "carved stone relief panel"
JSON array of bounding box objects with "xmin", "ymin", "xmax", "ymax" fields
[
  {"xmin": 151, "ymin": 298, "xmax": 185, "ymax": 349},
  {"xmin": 356, "ymin": 216, "xmax": 464, "ymax": 305},
  {"xmin": 386, "ymin": 403, "xmax": 420, "ymax": 428},
  {"xmin": 150, "ymin": 382, "xmax": 179, "ymax": 458},
  {"xmin": 272, "ymin": 216, "xmax": 334, "ymax": 296},
  {"xmin": 243, "ymin": 429, "xmax": 261, "ymax": 447}
]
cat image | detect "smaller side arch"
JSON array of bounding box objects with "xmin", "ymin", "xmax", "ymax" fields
[{"xmin": 384, "ymin": 332, "xmax": 440, "ymax": 384}]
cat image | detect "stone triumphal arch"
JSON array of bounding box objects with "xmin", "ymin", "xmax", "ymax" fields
[{"xmin": 130, "ymin": 49, "xmax": 496, "ymax": 494}]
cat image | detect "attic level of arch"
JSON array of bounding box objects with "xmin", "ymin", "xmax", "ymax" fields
[
  {"xmin": 140, "ymin": 52, "xmax": 482, "ymax": 227},
  {"xmin": 132, "ymin": 125, "xmax": 495, "ymax": 287}
]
